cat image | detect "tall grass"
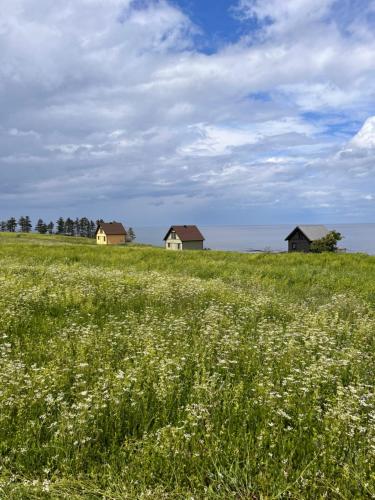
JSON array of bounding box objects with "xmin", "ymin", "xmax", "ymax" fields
[{"xmin": 0, "ymin": 234, "xmax": 374, "ymax": 498}]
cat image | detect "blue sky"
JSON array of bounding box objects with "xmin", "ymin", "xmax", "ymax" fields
[
  {"xmin": 1, "ymin": 0, "xmax": 375, "ymax": 226},
  {"xmin": 171, "ymin": 0, "xmax": 254, "ymax": 50}
]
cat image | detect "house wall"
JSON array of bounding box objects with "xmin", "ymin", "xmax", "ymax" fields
[
  {"xmin": 288, "ymin": 230, "xmax": 311, "ymax": 252},
  {"xmin": 165, "ymin": 234, "xmax": 204, "ymax": 250},
  {"xmin": 96, "ymin": 230, "xmax": 125, "ymax": 245},
  {"xmin": 181, "ymin": 241, "xmax": 204, "ymax": 250},
  {"xmin": 165, "ymin": 234, "xmax": 182, "ymax": 250},
  {"xmin": 96, "ymin": 229, "xmax": 107, "ymax": 245},
  {"xmin": 97, "ymin": 235, "xmax": 106, "ymax": 245},
  {"xmin": 107, "ymin": 234, "xmax": 126, "ymax": 245}
]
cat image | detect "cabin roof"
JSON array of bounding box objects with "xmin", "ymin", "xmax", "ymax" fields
[
  {"xmin": 96, "ymin": 222, "xmax": 126, "ymax": 236},
  {"xmin": 285, "ymin": 225, "xmax": 329, "ymax": 242},
  {"xmin": 163, "ymin": 225, "xmax": 205, "ymax": 242}
]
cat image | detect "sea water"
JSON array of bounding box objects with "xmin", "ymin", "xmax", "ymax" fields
[{"xmin": 134, "ymin": 224, "xmax": 375, "ymax": 255}]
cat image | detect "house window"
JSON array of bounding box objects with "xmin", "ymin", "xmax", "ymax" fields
[
  {"xmin": 167, "ymin": 243, "xmax": 170, "ymax": 248},
  {"xmin": 292, "ymin": 242, "xmax": 297, "ymax": 250},
  {"xmin": 104, "ymin": 236, "xmax": 106, "ymax": 242},
  {"xmin": 178, "ymin": 243, "xmax": 181, "ymax": 250}
]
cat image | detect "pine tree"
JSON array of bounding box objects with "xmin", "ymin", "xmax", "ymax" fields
[
  {"xmin": 35, "ymin": 219, "xmax": 47, "ymax": 234},
  {"xmin": 47, "ymin": 222, "xmax": 54, "ymax": 234},
  {"xmin": 0, "ymin": 221, "xmax": 6, "ymax": 232},
  {"xmin": 73, "ymin": 218, "xmax": 80, "ymax": 236},
  {"xmin": 89, "ymin": 220, "xmax": 96, "ymax": 238},
  {"xmin": 79, "ymin": 217, "xmax": 90, "ymax": 237},
  {"xmin": 7, "ymin": 217, "xmax": 17, "ymax": 232},
  {"xmin": 56, "ymin": 217, "xmax": 65, "ymax": 234},
  {"xmin": 24, "ymin": 216, "xmax": 32, "ymax": 233},
  {"xmin": 65, "ymin": 218, "xmax": 74, "ymax": 236},
  {"xmin": 127, "ymin": 227, "xmax": 136, "ymax": 242},
  {"xmin": 18, "ymin": 216, "xmax": 26, "ymax": 232}
]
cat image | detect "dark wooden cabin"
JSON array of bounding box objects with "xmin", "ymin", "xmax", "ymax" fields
[{"xmin": 285, "ymin": 225, "xmax": 329, "ymax": 252}]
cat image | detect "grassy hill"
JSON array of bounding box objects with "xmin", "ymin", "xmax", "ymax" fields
[{"xmin": 0, "ymin": 234, "xmax": 374, "ymax": 498}]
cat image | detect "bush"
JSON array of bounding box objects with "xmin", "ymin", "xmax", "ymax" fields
[{"xmin": 310, "ymin": 230, "xmax": 342, "ymax": 253}]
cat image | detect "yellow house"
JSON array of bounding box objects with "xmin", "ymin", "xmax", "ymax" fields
[
  {"xmin": 96, "ymin": 222, "xmax": 127, "ymax": 245},
  {"xmin": 163, "ymin": 225, "xmax": 205, "ymax": 250}
]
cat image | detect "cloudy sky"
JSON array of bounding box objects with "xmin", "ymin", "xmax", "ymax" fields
[{"xmin": 1, "ymin": 0, "xmax": 375, "ymax": 225}]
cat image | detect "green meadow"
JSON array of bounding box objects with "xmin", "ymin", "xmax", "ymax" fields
[{"xmin": 0, "ymin": 233, "xmax": 374, "ymax": 499}]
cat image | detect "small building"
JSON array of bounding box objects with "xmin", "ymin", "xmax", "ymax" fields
[
  {"xmin": 164, "ymin": 225, "xmax": 205, "ymax": 250},
  {"xmin": 285, "ymin": 225, "xmax": 329, "ymax": 252},
  {"xmin": 96, "ymin": 222, "xmax": 127, "ymax": 245}
]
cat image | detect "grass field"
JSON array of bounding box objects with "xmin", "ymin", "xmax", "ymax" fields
[{"xmin": 0, "ymin": 233, "xmax": 374, "ymax": 499}]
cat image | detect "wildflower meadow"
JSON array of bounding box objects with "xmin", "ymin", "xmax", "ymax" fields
[{"xmin": 0, "ymin": 233, "xmax": 374, "ymax": 498}]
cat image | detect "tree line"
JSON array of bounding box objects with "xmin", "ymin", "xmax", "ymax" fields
[
  {"xmin": 0, "ymin": 217, "xmax": 136, "ymax": 241},
  {"xmin": 0, "ymin": 216, "xmax": 97, "ymax": 237}
]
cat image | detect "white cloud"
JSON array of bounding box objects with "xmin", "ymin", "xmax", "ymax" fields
[
  {"xmin": 8, "ymin": 128, "xmax": 40, "ymax": 138},
  {"xmin": 179, "ymin": 124, "xmax": 260, "ymax": 156},
  {"xmin": 235, "ymin": 0, "xmax": 335, "ymax": 34},
  {"xmin": 349, "ymin": 116, "xmax": 375, "ymax": 149},
  {"xmin": 179, "ymin": 118, "xmax": 319, "ymax": 157}
]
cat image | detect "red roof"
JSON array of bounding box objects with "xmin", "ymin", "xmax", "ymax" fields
[
  {"xmin": 163, "ymin": 225, "xmax": 205, "ymax": 242},
  {"xmin": 96, "ymin": 222, "xmax": 126, "ymax": 236}
]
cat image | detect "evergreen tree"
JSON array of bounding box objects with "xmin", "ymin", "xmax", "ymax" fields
[
  {"xmin": 35, "ymin": 219, "xmax": 48, "ymax": 234},
  {"xmin": 18, "ymin": 216, "xmax": 26, "ymax": 232},
  {"xmin": 7, "ymin": 217, "xmax": 17, "ymax": 232},
  {"xmin": 0, "ymin": 221, "xmax": 6, "ymax": 232},
  {"xmin": 47, "ymin": 222, "xmax": 54, "ymax": 234},
  {"xmin": 73, "ymin": 217, "xmax": 80, "ymax": 236},
  {"xmin": 56, "ymin": 217, "xmax": 65, "ymax": 234},
  {"xmin": 65, "ymin": 218, "xmax": 74, "ymax": 236},
  {"xmin": 24, "ymin": 216, "xmax": 32, "ymax": 233},
  {"xmin": 79, "ymin": 217, "xmax": 90, "ymax": 237},
  {"xmin": 89, "ymin": 220, "xmax": 96, "ymax": 238},
  {"xmin": 127, "ymin": 227, "xmax": 136, "ymax": 242}
]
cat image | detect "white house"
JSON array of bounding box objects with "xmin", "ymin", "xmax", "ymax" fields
[{"xmin": 163, "ymin": 225, "xmax": 205, "ymax": 250}]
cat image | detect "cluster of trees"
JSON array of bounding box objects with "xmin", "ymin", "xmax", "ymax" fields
[
  {"xmin": 55, "ymin": 217, "xmax": 97, "ymax": 237},
  {"xmin": 0, "ymin": 216, "xmax": 136, "ymax": 241},
  {"xmin": 0, "ymin": 216, "xmax": 34, "ymax": 233},
  {"xmin": 0, "ymin": 215, "xmax": 135, "ymax": 241},
  {"xmin": 0, "ymin": 216, "xmax": 97, "ymax": 237}
]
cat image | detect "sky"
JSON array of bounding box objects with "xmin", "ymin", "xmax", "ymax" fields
[{"xmin": 1, "ymin": 0, "xmax": 375, "ymax": 226}]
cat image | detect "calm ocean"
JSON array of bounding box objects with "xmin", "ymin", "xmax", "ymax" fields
[{"xmin": 134, "ymin": 224, "xmax": 375, "ymax": 255}]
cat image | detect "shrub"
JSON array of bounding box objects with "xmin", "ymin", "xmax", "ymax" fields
[{"xmin": 310, "ymin": 230, "xmax": 342, "ymax": 253}]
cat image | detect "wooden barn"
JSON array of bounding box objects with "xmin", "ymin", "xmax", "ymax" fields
[
  {"xmin": 285, "ymin": 225, "xmax": 329, "ymax": 252},
  {"xmin": 96, "ymin": 222, "xmax": 127, "ymax": 245},
  {"xmin": 164, "ymin": 225, "xmax": 205, "ymax": 251}
]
